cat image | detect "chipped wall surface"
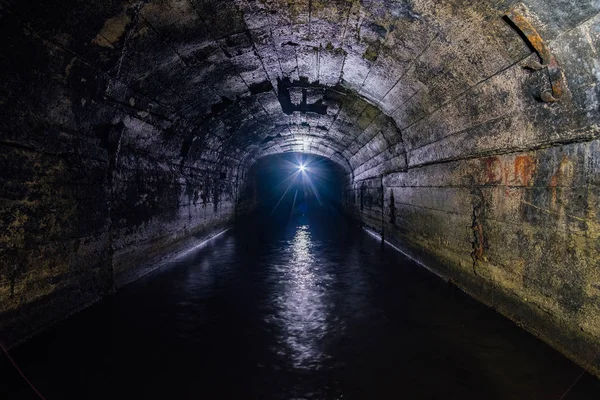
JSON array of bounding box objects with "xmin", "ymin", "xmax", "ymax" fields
[
  {"xmin": 0, "ymin": 0, "xmax": 599, "ymax": 377},
  {"xmin": 344, "ymin": 5, "xmax": 600, "ymax": 377},
  {"xmin": 350, "ymin": 141, "xmax": 600, "ymax": 374}
]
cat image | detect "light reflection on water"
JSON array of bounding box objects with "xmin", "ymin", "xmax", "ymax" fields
[
  {"xmin": 5, "ymin": 211, "xmax": 600, "ymax": 400},
  {"xmin": 268, "ymin": 224, "xmax": 332, "ymax": 370}
]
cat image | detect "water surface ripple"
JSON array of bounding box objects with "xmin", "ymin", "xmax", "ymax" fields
[{"xmin": 2, "ymin": 211, "xmax": 600, "ymax": 399}]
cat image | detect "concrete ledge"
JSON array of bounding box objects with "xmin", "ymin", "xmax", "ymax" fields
[
  {"xmin": 0, "ymin": 217, "xmax": 237, "ymax": 349},
  {"xmin": 361, "ymin": 221, "xmax": 600, "ymax": 379},
  {"xmin": 114, "ymin": 217, "xmax": 234, "ymax": 287}
]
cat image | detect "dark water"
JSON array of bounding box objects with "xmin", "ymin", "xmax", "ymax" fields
[{"xmin": 2, "ymin": 209, "xmax": 600, "ymax": 399}]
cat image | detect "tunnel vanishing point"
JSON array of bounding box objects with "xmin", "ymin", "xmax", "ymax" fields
[{"xmin": 1, "ymin": 0, "xmax": 600, "ymax": 379}]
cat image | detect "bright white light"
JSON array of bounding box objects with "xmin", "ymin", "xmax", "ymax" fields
[{"xmin": 298, "ymin": 164, "xmax": 306, "ymax": 172}]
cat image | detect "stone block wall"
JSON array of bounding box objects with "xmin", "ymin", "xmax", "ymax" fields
[
  {"xmin": 346, "ymin": 11, "xmax": 600, "ymax": 377},
  {"xmin": 0, "ymin": 10, "xmax": 245, "ymax": 344}
]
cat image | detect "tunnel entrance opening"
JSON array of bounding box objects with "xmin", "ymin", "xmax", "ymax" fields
[{"xmin": 245, "ymin": 153, "xmax": 348, "ymax": 223}]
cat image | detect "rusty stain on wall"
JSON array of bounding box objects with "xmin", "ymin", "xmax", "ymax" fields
[
  {"xmin": 514, "ymin": 155, "xmax": 536, "ymax": 186},
  {"xmin": 505, "ymin": 7, "xmax": 566, "ymax": 103},
  {"xmin": 549, "ymin": 155, "xmax": 574, "ymax": 210}
]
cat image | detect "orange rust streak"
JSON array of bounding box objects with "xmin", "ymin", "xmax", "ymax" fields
[
  {"xmin": 473, "ymin": 223, "xmax": 485, "ymax": 261},
  {"xmin": 514, "ymin": 155, "xmax": 536, "ymax": 186},
  {"xmin": 506, "ymin": 10, "xmax": 551, "ymax": 64},
  {"xmin": 483, "ymin": 157, "xmax": 502, "ymax": 184}
]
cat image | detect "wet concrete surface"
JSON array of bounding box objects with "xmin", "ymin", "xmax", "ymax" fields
[{"xmin": 2, "ymin": 208, "xmax": 600, "ymax": 399}]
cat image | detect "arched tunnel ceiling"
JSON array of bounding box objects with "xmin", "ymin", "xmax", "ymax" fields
[
  {"xmin": 3, "ymin": 0, "xmax": 600, "ymax": 370},
  {"xmin": 1, "ymin": 0, "xmax": 599, "ymax": 178}
]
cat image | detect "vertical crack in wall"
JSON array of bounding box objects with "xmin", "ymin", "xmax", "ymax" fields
[
  {"xmin": 470, "ymin": 185, "xmax": 487, "ymax": 276},
  {"xmin": 388, "ymin": 189, "xmax": 396, "ymax": 225},
  {"xmin": 380, "ymin": 176, "xmax": 385, "ymax": 240},
  {"xmin": 95, "ymin": 122, "xmax": 125, "ymax": 295},
  {"xmin": 106, "ymin": 1, "xmax": 148, "ymax": 94},
  {"xmin": 360, "ymin": 182, "xmax": 366, "ymax": 211}
]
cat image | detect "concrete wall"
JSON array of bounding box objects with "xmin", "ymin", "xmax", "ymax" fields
[
  {"xmin": 0, "ymin": 21, "xmax": 244, "ymax": 345},
  {"xmin": 1, "ymin": 0, "xmax": 599, "ymax": 378},
  {"xmin": 346, "ymin": 12, "xmax": 600, "ymax": 377},
  {"xmin": 0, "ymin": 126, "xmax": 241, "ymax": 346}
]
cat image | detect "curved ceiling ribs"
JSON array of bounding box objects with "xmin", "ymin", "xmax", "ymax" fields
[
  {"xmin": 4, "ymin": 0, "xmax": 598, "ymax": 180},
  {"xmin": 2, "ymin": 0, "xmax": 600, "ymax": 366},
  {"xmin": 73, "ymin": 0, "xmax": 533, "ymax": 179}
]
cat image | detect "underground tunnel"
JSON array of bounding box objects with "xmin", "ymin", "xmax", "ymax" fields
[{"xmin": 1, "ymin": 0, "xmax": 600, "ymax": 398}]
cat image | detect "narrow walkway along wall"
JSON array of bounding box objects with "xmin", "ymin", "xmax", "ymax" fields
[{"xmin": 0, "ymin": 0, "xmax": 599, "ymax": 377}]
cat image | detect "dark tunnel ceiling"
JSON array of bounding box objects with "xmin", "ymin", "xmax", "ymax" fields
[{"xmin": 2, "ymin": 0, "xmax": 598, "ymax": 175}]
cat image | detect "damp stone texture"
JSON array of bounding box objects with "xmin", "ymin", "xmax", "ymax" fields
[{"xmin": 0, "ymin": 0, "xmax": 599, "ymax": 377}]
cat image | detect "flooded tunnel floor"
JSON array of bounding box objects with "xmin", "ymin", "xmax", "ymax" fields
[{"xmin": 2, "ymin": 210, "xmax": 600, "ymax": 399}]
